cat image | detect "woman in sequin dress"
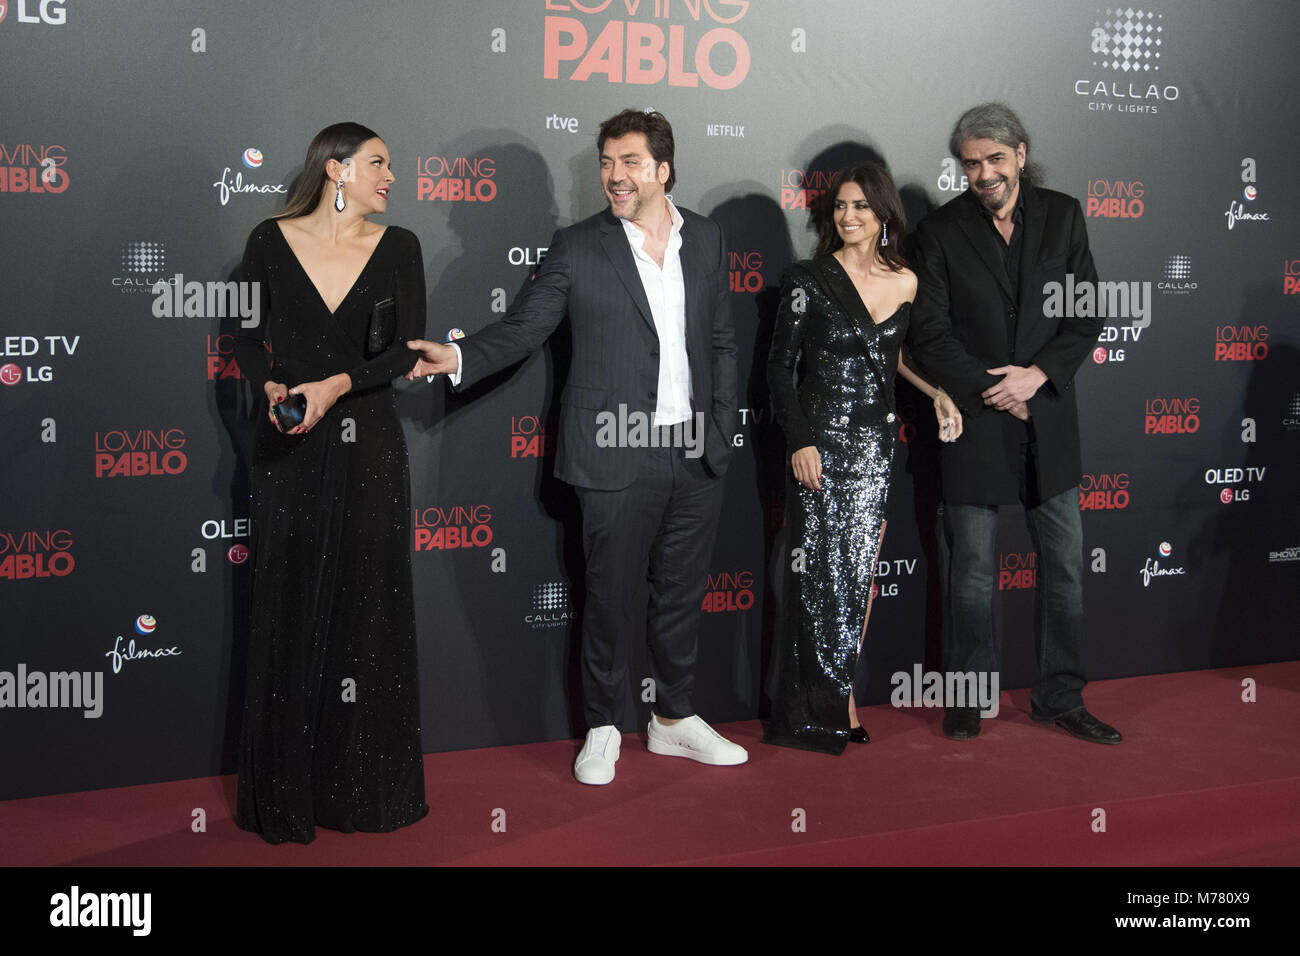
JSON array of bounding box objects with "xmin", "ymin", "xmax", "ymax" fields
[
  {"xmin": 232, "ymin": 123, "xmax": 429, "ymax": 842},
  {"xmin": 765, "ymin": 165, "xmax": 962, "ymax": 755}
]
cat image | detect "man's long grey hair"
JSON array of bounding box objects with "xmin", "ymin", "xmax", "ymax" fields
[{"xmin": 948, "ymin": 102, "xmax": 1044, "ymax": 186}]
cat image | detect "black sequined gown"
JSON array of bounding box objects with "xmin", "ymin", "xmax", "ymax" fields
[
  {"xmin": 232, "ymin": 219, "xmax": 429, "ymax": 843},
  {"xmin": 765, "ymin": 255, "xmax": 908, "ymax": 755}
]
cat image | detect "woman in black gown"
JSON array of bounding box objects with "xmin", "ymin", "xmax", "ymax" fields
[
  {"xmin": 765, "ymin": 165, "xmax": 961, "ymax": 755},
  {"xmin": 233, "ymin": 123, "xmax": 429, "ymax": 843}
]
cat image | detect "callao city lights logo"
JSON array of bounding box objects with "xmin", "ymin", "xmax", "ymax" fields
[
  {"xmin": 543, "ymin": 0, "xmax": 752, "ymax": 90},
  {"xmin": 526, "ymin": 581, "xmax": 572, "ymax": 630},
  {"xmin": 1075, "ymin": 8, "xmax": 1179, "ymax": 115}
]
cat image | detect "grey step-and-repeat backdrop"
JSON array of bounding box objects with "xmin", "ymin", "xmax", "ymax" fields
[{"xmin": 2, "ymin": 1, "xmax": 1297, "ymax": 800}]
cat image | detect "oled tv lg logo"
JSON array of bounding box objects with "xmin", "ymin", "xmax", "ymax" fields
[{"xmin": 0, "ymin": 0, "xmax": 67, "ymax": 26}]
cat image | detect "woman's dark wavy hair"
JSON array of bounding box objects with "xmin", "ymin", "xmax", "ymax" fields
[
  {"xmin": 813, "ymin": 164, "xmax": 909, "ymax": 271},
  {"xmin": 277, "ymin": 122, "xmax": 381, "ymax": 219}
]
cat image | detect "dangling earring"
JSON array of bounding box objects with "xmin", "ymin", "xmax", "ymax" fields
[
  {"xmin": 334, "ymin": 179, "xmax": 346, "ymax": 212},
  {"xmin": 880, "ymin": 221, "xmax": 889, "ymax": 247}
]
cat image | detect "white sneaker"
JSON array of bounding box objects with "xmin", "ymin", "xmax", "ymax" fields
[
  {"xmin": 646, "ymin": 714, "xmax": 748, "ymax": 766},
  {"xmin": 574, "ymin": 725, "xmax": 620, "ymax": 785}
]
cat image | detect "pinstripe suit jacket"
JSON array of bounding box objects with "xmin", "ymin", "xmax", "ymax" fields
[{"xmin": 456, "ymin": 205, "xmax": 738, "ymax": 490}]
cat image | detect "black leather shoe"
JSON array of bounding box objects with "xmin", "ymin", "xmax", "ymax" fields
[
  {"xmin": 942, "ymin": 707, "xmax": 981, "ymax": 739},
  {"xmin": 848, "ymin": 726, "xmax": 869, "ymax": 744},
  {"xmin": 1049, "ymin": 709, "xmax": 1122, "ymax": 745}
]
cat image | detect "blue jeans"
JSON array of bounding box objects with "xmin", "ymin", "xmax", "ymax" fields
[{"xmin": 939, "ymin": 483, "xmax": 1087, "ymax": 719}]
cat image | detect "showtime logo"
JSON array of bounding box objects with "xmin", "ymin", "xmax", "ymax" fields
[
  {"xmin": 415, "ymin": 155, "xmax": 497, "ymax": 202},
  {"xmin": 0, "ymin": 142, "xmax": 69, "ymax": 194},
  {"xmin": 701, "ymin": 569, "xmax": 753, "ymax": 612},
  {"xmin": 511, "ymin": 414, "xmax": 555, "ymax": 458},
  {"xmin": 728, "ymin": 250, "xmax": 762, "ymax": 293},
  {"xmin": 1144, "ymin": 397, "xmax": 1198, "ymax": 434},
  {"xmin": 1086, "ymin": 179, "xmax": 1144, "ymax": 218},
  {"xmin": 94, "ymin": 428, "xmax": 188, "ymax": 478},
  {"xmin": 1284, "ymin": 258, "xmax": 1300, "ymax": 295},
  {"xmin": 543, "ymin": 0, "xmax": 751, "ymax": 90},
  {"xmin": 413, "ymin": 504, "xmax": 493, "ymax": 550},
  {"xmin": 1079, "ymin": 472, "xmax": 1129, "ymax": 510},
  {"xmin": 1215, "ymin": 325, "xmax": 1268, "ymax": 361},
  {"xmin": 998, "ymin": 551, "xmax": 1036, "ymax": 590},
  {"xmin": 206, "ymin": 334, "xmax": 244, "ymax": 380},
  {"xmin": 0, "ymin": 528, "xmax": 74, "ymax": 580},
  {"xmin": 780, "ymin": 167, "xmax": 836, "ymax": 210}
]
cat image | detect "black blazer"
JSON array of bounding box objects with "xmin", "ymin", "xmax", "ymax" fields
[
  {"xmin": 456, "ymin": 205, "xmax": 738, "ymax": 490},
  {"xmin": 907, "ymin": 182, "xmax": 1101, "ymax": 504}
]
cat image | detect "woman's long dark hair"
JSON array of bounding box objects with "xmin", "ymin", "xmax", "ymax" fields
[
  {"xmin": 276, "ymin": 122, "xmax": 380, "ymax": 219},
  {"xmin": 814, "ymin": 164, "xmax": 909, "ymax": 271}
]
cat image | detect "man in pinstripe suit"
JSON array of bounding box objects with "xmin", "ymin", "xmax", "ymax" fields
[{"xmin": 408, "ymin": 109, "xmax": 745, "ymax": 784}]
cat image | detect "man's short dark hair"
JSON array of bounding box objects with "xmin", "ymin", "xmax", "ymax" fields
[{"xmin": 597, "ymin": 109, "xmax": 676, "ymax": 193}]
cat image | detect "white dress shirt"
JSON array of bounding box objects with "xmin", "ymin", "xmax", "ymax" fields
[{"xmin": 447, "ymin": 200, "xmax": 693, "ymax": 428}]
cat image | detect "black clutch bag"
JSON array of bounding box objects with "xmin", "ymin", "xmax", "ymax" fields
[{"xmin": 368, "ymin": 297, "xmax": 396, "ymax": 356}]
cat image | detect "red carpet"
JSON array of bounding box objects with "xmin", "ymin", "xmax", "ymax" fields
[{"xmin": 5, "ymin": 663, "xmax": 1298, "ymax": 866}]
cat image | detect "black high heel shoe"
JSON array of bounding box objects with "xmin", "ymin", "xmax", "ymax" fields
[{"xmin": 849, "ymin": 726, "xmax": 870, "ymax": 744}]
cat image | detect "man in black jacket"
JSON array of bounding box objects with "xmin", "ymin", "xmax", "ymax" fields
[{"xmin": 907, "ymin": 102, "xmax": 1122, "ymax": 744}]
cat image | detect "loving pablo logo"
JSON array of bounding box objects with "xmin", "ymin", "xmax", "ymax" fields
[{"xmin": 543, "ymin": 0, "xmax": 751, "ymax": 90}]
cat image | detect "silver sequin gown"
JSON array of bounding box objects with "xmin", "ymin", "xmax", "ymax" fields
[{"xmin": 765, "ymin": 255, "xmax": 907, "ymax": 754}]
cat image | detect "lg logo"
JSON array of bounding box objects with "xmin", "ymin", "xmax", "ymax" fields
[{"xmin": 1, "ymin": 0, "xmax": 68, "ymax": 25}]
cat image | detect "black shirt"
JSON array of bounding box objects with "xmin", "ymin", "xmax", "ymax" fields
[{"xmin": 980, "ymin": 185, "xmax": 1026, "ymax": 303}]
